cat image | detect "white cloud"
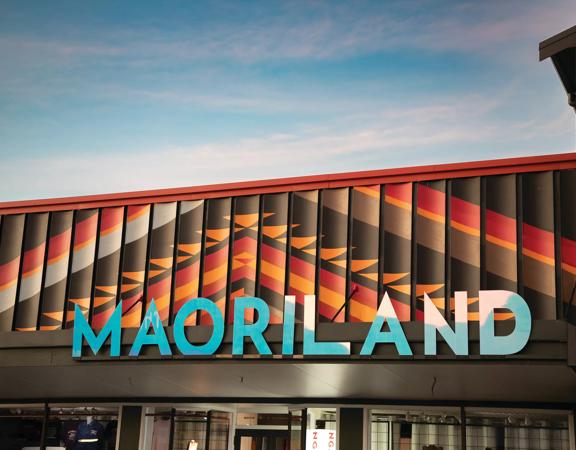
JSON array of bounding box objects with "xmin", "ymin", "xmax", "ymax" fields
[{"xmin": 1, "ymin": 95, "xmax": 572, "ymax": 201}]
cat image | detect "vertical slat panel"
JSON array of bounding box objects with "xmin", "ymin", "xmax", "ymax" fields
[
  {"xmin": 229, "ymin": 196, "xmax": 259, "ymax": 324},
  {"xmin": 173, "ymin": 200, "xmax": 204, "ymax": 325},
  {"xmin": 0, "ymin": 214, "xmax": 25, "ymax": 331},
  {"xmin": 560, "ymin": 169, "xmax": 576, "ymax": 323},
  {"xmin": 289, "ymin": 190, "xmax": 319, "ymax": 322},
  {"xmin": 319, "ymin": 188, "xmax": 349, "ymax": 322},
  {"xmin": 522, "ymin": 171, "xmax": 556, "ymax": 319},
  {"xmin": 382, "ymin": 183, "xmax": 412, "ymax": 321},
  {"xmin": 66, "ymin": 209, "xmax": 98, "ymax": 328},
  {"xmin": 450, "ymin": 178, "xmax": 481, "ymax": 320},
  {"xmin": 147, "ymin": 202, "xmax": 177, "ymax": 325},
  {"xmin": 91, "ymin": 207, "xmax": 124, "ymax": 329},
  {"xmin": 14, "ymin": 213, "xmax": 49, "ymax": 331},
  {"xmin": 415, "ymin": 181, "xmax": 446, "ymax": 321},
  {"xmin": 39, "ymin": 211, "xmax": 73, "ymax": 330},
  {"xmin": 349, "ymin": 185, "xmax": 380, "ymax": 322},
  {"xmin": 120, "ymin": 205, "xmax": 151, "ymax": 328},
  {"xmin": 201, "ymin": 198, "xmax": 231, "ymax": 324},
  {"xmin": 259, "ymin": 193, "xmax": 289, "ymax": 324},
  {"xmin": 485, "ymin": 175, "xmax": 517, "ymax": 321}
]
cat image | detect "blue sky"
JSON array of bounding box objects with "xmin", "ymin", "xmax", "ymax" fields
[{"xmin": 0, "ymin": 0, "xmax": 575, "ymax": 200}]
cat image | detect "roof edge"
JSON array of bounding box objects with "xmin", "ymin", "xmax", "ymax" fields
[{"xmin": 1, "ymin": 152, "xmax": 575, "ymax": 214}]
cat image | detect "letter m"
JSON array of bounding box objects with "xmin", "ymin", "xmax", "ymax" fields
[{"xmin": 72, "ymin": 302, "xmax": 122, "ymax": 357}]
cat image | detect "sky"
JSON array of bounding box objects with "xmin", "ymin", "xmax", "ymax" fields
[{"xmin": 0, "ymin": 0, "xmax": 575, "ymax": 201}]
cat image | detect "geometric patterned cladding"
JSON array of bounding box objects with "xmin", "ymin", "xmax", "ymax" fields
[{"xmin": 0, "ymin": 159, "xmax": 575, "ymax": 331}]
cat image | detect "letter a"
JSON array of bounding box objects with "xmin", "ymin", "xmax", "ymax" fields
[{"xmin": 360, "ymin": 292, "xmax": 411, "ymax": 356}]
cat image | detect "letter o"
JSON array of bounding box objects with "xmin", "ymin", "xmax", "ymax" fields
[{"xmin": 173, "ymin": 298, "xmax": 224, "ymax": 355}]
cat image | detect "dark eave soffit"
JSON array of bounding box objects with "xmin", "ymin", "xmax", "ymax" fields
[{"xmin": 539, "ymin": 24, "xmax": 576, "ymax": 61}]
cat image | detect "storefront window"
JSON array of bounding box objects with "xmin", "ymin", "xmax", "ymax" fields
[
  {"xmin": 47, "ymin": 405, "xmax": 118, "ymax": 450},
  {"xmin": 208, "ymin": 411, "xmax": 231, "ymax": 450},
  {"xmin": 465, "ymin": 408, "xmax": 570, "ymax": 450},
  {"xmin": 370, "ymin": 407, "xmax": 460, "ymax": 450},
  {"xmin": 172, "ymin": 410, "xmax": 207, "ymax": 450},
  {"xmin": 0, "ymin": 405, "xmax": 45, "ymax": 450},
  {"xmin": 0, "ymin": 404, "xmax": 118, "ymax": 450},
  {"xmin": 148, "ymin": 409, "xmax": 231, "ymax": 450}
]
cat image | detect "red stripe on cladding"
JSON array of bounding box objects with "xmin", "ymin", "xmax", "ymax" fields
[
  {"xmin": 127, "ymin": 204, "xmax": 148, "ymax": 219},
  {"xmin": 486, "ymin": 210, "xmax": 516, "ymax": 243},
  {"xmin": 175, "ymin": 262, "xmax": 199, "ymax": 289},
  {"xmin": 100, "ymin": 208, "xmax": 123, "ymax": 231},
  {"xmin": 147, "ymin": 277, "xmax": 171, "ymax": 304},
  {"xmin": 389, "ymin": 296, "xmax": 410, "ymax": 321},
  {"xmin": 562, "ymin": 237, "xmax": 576, "ymax": 268},
  {"xmin": 523, "ymin": 223, "xmax": 555, "ymax": 259},
  {"xmin": 317, "ymin": 302, "xmax": 339, "ymax": 321},
  {"xmin": 0, "ymin": 258, "xmax": 20, "ymax": 286},
  {"xmin": 260, "ymin": 273, "xmax": 282, "ymax": 295},
  {"xmin": 386, "ymin": 183, "xmax": 412, "ymax": 203},
  {"xmin": 21, "ymin": 243, "xmax": 46, "ymax": 275},
  {"xmin": 417, "ymin": 185, "xmax": 445, "ymax": 215},
  {"xmin": 119, "ymin": 293, "xmax": 142, "ymax": 313},
  {"xmin": 231, "ymin": 265, "xmax": 256, "ymax": 283},
  {"xmin": 232, "ymin": 236, "xmax": 257, "ymax": 255},
  {"xmin": 450, "ymin": 197, "xmax": 480, "ymax": 230},
  {"xmin": 204, "ymin": 246, "xmax": 228, "ymax": 273},
  {"xmin": 289, "ymin": 256, "xmax": 315, "ymax": 280},
  {"xmin": 47, "ymin": 228, "xmax": 72, "ymax": 260},
  {"xmin": 350, "ymin": 284, "xmax": 374, "ymax": 306},
  {"xmin": 74, "ymin": 214, "xmax": 98, "ymax": 247},
  {"xmin": 319, "ymin": 269, "xmax": 346, "ymax": 297},
  {"xmin": 261, "ymin": 244, "xmax": 286, "ymax": 268}
]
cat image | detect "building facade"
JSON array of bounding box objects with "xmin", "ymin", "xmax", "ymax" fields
[{"xmin": 0, "ymin": 153, "xmax": 574, "ymax": 449}]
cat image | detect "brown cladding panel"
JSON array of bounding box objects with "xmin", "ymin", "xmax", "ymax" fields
[
  {"xmin": 39, "ymin": 211, "xmax": 73, "ymax": 330},
  {"xmin": 560, "ymin": 169, "xmax": 576, "ymax": 323},
  {"xmin": 91, "ymin": 207, "xmax": 124, "ymax": 329},
  {"xmin": 522, "ymin": 172, "xmax": 556, "ymax": 319},
  {"xmin": 230, "ymin": 195, "xmax": 259, "ymax": 324},
  {"xmin": 66, "ymin": 209, "xmax": 98, "ymax": 328},
  {"xmin": 319, "ymin": 188, "xmax": 349, "ymax": 323},
  {"xmin": 415, "ymin": 181, "xmax": 446, "ymax": 321},
  {"xmin": 349, "ymin": 186, "xmax": 380, "ymax": 322},
  {"xmin": 382, "ymin": 183, "xmax": 412, "ymax": 321},
  {"xmin": 289, "ymin": 190, "xmax": 318, "ymax": 322},
  {"xmin": 14, "ymin": 213, "xmax": 49, "ymax": 331},
  {"xmin": 201, "ymin": 198, "xmax": 231, "ymax": 324},
  {"xmin": 450, "ymin": 178, "xmax": 481, "ymax": 320},
  {"xmin": 120, "ymin": 205, "xmax": 151, "ymax": 328},
  {"xmin": 173, "ymin": 200, "xmax": 204, "ymax": 325},
  {"xmin": 147, "ymin": 202, "xmax": 177, "ymax": 325},
  {"xmin": 259, "ymin": 193, "xmax": 289, "ymax": 324},
  {"xmin": 0, "ymin": 214, "xmax": 25, "ymax": 331}
]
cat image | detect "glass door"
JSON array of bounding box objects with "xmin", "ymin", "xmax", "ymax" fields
[
  {"xmin": 288, "ymin": 408, "xmax": 307, "ymax": 450},
  {"xmin": 234, "ymin": 429, "xmax": 289, "ymax": 450}
]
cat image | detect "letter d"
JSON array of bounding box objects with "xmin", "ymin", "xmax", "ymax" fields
[{"xmin": 479, "ymin": 290, "xmax": 531, "ymax": 355}]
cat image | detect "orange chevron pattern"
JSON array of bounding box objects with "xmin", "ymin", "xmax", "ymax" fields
[
  {"xmin": 230, "ymin": 196, "xmax": 259, "ymax": 324},
  {"xmin": 2, "ymin": 162, "xmax": 575, "ymax": 335},
  {"xmin": 201, "ymin": 198, "xmax": 231, "ymax": 324}
]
